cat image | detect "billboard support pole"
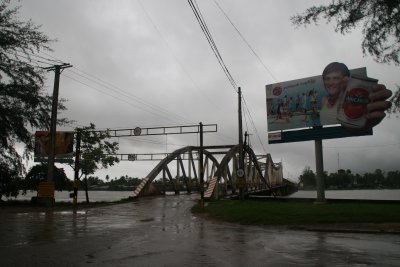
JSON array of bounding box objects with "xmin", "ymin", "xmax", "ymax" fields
[{"xmin": 315, "ymin": 137, "xmax": 326, "ymax": 203}]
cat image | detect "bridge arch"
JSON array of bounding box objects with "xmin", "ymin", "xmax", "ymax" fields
[
  {"xmin": 204, "ymin": 145, "xmax": 284, "ymax": 199},
  {"xmin": 132, "ymin": 144, "xmax": 288, "ymax": 199},
  {"xmin": 132, "ymin": 146, "xmax": 220, "ymax": 198}
]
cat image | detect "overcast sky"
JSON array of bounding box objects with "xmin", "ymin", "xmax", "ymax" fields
[{"xmin": 16, "ymin": 0, "xmax": 400, "ymax": 182}]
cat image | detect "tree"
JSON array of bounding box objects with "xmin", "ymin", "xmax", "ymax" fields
[
  {"xmin": 386, "ymin": 170, "xmax": 400, "ymax": 187},
  {"xmin": 71, "ymin": 123, "xmax": 119, "ymax": 202},
  {"xmin": 298, "ymin": 166, "xmax": 316, "ymax": 187},
  {"xmin": 0, "ymin": 0, "xmax": 69, "ymax": 199},
  {"xmin": 291, "ymin": 0, "xmax": 400, "ymax": 65},
  {"xmin": 24, "ymin": 163, "xmax": 72, "ymax": 192},
  {"xmin": 388, "ymin": 88, "xmax": 400, "ymax": 116}
]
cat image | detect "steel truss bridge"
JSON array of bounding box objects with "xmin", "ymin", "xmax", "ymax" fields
[{"xmin": 131, "ymin": 145, "xmax": 297, "ymax": 200}]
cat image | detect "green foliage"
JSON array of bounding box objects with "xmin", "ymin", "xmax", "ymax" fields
[
  {"xmin": 24, "ymin": 164, "xmax": 73, "ymax": 191},
  {"xmin": 388, "ymin": 86, "xmax": 400, "ymax": 116},
  {"xmin": 291, "ymin": 0, "xmax": 400, "ymax": 65},
  {"xmin": 73, "ymin": 123, "xmax": 119, "ymax": 178},
  {"xmin": 105, "ymin": 175, "xmax": 141, "ymax": 191},
  {"xmin": 0, "ymin": 165, "xmax": 22, "ymax": 199},
  {"xmin": 298, "ymin": 166, "xmax": 316, "ymax": 187},
  {"xmin": 0, "ymin": 0, "xmax": 69, "ymax": 199},
  {"xmin": 301, "ymin": 168, "xmax": 400, "ymax": 189}
]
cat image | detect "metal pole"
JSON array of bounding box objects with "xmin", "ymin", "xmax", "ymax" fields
[
  {"xmin": 315, "ymin": 139, "xmax": 325, "ymax": 203},
  {"xmin": 199, "ymin": 122, "xmax": 204, "ymax": 209},
  {"xmin": 238, "ymin": 87, "xmax": 245, "ymax": 200}
]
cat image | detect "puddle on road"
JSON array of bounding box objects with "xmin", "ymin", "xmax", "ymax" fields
[
  {"xmin": 54, "ymin": 210, "xmax": 88, "ymax": 215},
  {"xmin": 140, "ymin": 218, "xmax": 155, "ymax": 222}
]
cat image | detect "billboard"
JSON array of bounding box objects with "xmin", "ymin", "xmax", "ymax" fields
[
  {"xmin": 266, "ymin": 65, "xmax": 372, "ymax": 132},
  {"xmin": 34, "ymin": 131, "xmax": 74, "ymax": 162}
]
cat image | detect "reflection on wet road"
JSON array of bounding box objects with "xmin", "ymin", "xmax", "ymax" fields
[{"xmin": 1, "ymin": 194, "xmax": 400, "ymax": 266}]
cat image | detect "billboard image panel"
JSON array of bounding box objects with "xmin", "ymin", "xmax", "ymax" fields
[
  {"xmin": 34, "ymin": 131, "xmax": 74, "ymax": 162},
  {"xmin": 266, "ymin": 64, "xmax": 371, "ymax": 132}
]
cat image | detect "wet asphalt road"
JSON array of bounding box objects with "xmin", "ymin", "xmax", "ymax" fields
[{"xmin": 1, "ymin": 194, "xmax": 400, "ymax": 266}]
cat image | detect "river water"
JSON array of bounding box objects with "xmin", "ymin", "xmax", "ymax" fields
[
  {"xmin": 6, "ymin": 189, "xmax": 400, "ymax": 202},
  {"xmin": 289, "ymin": 189, "xmax": 400, "ymax": 201},
  {"xmin": 1, "ymin": 194, "xmax": 400, "ymax": 266}
]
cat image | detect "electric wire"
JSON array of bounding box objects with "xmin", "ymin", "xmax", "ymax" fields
[
  {"xmin": 62, "ymin": 73, "xmax": 183, "ymax": 124},
  {"xmin": 188, "ymin": 0, "xmax": 238, "ymax": 92},
  {"xmin": 209, "ymin": 1, "xmax": 270, "ymax": 153},
  {"xmin": 242, "ymin": 95, "xmax": 267, "ymax": 154},
  {"xmin": 3, "ymin": 50, "xmax": 54, "ymax": 68},
  {"xmin": 212, "ymin": 0, "xmax": 278, "ymax": 82},
  {"xmin": 137, "ymin": 0, "xmax": 221, "ymax": 110},
  {"xmin": 188, "ymin": 0, "xmax": 268, "ymax": 154},
  {"xmin": 38, "ymin": 50, "xmax": 65, "ymax": 64},
  {"xmin": 22, "ymin": 50, "xmax": 64, "ymax": 65},
  {"xmin": 29, "ymin": 51, "xmax": 192, "ymax": 125},
  {"xmin": 4, "ymin": 38, "xmax": 235, "ymax": 152},
  {"xmin": 65, "ymin": 67, "xmax": 189, "ymax": 124}
]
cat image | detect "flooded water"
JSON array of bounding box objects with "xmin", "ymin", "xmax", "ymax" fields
[
  {"xmin": 289, "ymin": 189, "xmax": 400, "ymax": 201},
  {"xmin": 1, "ymin": 194, "xmax": 400, "ymax": 266},
  {"xmin": 7, "ymin": 189, "xmax": 400, "ymax": 202},
  {"xmin": 7, "ymin": 190, "xmax": 134, "ymax": 202}
]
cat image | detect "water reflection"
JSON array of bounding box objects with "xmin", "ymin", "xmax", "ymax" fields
[{"xmin": 1, "ymin": 194, "xmax": 400, "ymax": 266}]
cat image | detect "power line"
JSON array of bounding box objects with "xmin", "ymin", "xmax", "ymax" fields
[
  {"xmin": 188, "ymin": 0, "xmax": 238, "ymax": 92},
  {"xmin": 137, "ymin": 0, "xmax": 221, "ymax": 111},
  {"xmin": 212, "ymin": 0, "xmax": 278, "ymax": 82},
  {"xmin": 62, "ymin": 73, "xmax": 184, "ymax": 124},
  {"xmin": 3, "ymin": 50, "xmax": 54, "ymax": 68},
  {"xmin": 66, "ymin": 67, "xmax": 189, "ymax": 123},
  {"xmin": 32, "ymin": 52, "xmax": 192, "ymax": 125},
  {"xmin": 23, "ymin": 50, "xmax": 64, "ymax": 65},
  {"xmin": 242, "ymin": 95, "xmax": 267, "ymax": 154},
  {"xmin": 207, "ymin": 1, "xmax": 270, "ymax": 154},
  {"xmin": 38, "ymin": 51, "xmax": 65, "ymax": 64},
  {"xmin": 188, "ymin": 0, "xmax": 268, "ymax": 155}
]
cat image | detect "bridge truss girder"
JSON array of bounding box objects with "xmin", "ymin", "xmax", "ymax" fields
[{"xmin": 132, "ymin": 144, "xmax": 285, "ymax": 199}]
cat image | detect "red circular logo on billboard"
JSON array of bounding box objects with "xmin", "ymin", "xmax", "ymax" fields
[
  {"xmin": 273, "ymin": 86, "xmax": 282, "ymax": 96},
  {"xmin": 343, "ymin": 87, "xmax": 370, "ymax": 119}
]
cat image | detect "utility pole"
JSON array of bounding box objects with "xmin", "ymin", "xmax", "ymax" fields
[
  {"xmin": 39, "ymin": 63, "xmax": 72, "ymax": 205},
  {"xmin": 45, "ymin": 63, "xmax": 72, "ymax": 182},
  {"xmin": 237, "ymin": 87, "xmax": 245, "ymax": 200}
]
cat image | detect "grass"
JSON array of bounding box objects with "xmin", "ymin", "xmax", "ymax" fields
[{"xmin": 192, "ymin": 199, "xmax": 400, "ymax": 226}]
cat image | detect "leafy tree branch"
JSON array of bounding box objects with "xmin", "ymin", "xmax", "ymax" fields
[{"xmin": 291, "ymin": 0, "xmax": 400, "ymax": 65}]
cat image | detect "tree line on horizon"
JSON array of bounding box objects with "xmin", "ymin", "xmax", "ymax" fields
[{"xmin": 299, "ymin": 167, "xmax": 400, "ymax": 189}]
